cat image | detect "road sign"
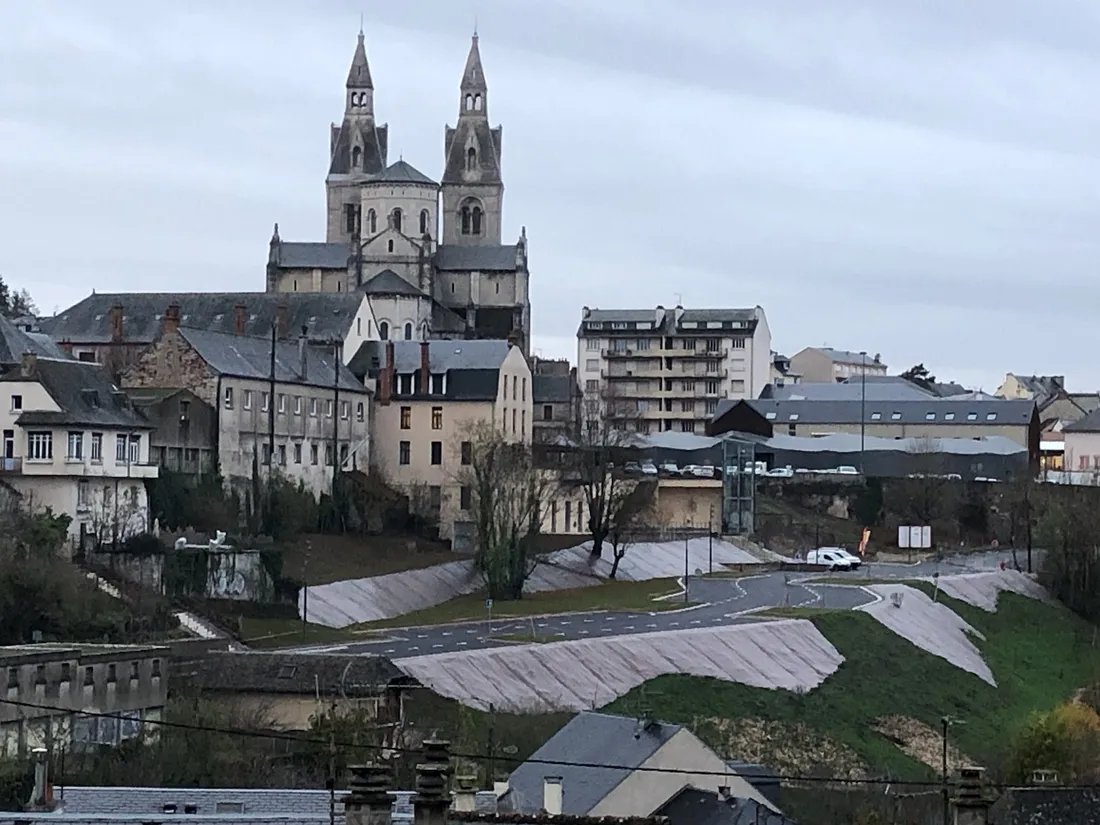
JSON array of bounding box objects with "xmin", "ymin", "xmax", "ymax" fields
[
  {"xmin": 898, "ymin": 525, "xmax": 932, "ymax": 549},
  {"xmin": 486, "ymin": 599, "xmax": 493, "ymax": 609},
  {"xmin": 898, "ymin": 526, "xmax": 910, "ymax": 548},
  {"xmin": 920, "ymin": 526, "xmax": 931, "ymax": 549}
]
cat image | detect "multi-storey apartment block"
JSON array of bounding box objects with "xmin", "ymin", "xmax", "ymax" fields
[{"xmin": 576, "ymin": 306, "xmax": 771, "ymax": 433}]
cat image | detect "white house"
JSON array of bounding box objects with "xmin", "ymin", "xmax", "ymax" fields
[{"xmin": 0, "ymin": 344, "xmax": 156, "ymax": 551}]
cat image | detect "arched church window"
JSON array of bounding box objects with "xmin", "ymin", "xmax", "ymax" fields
[
  {"xmin": 379, "ymin": 321, "xmax": 389, "ymax": 340},
  {"xmin": 350, "ymin": 92, "xmax": 359, "ymax": 107},
  {"xmin": 466, "ymin": 147, "xmax": 477, "ymax": 171},
  {"xmin": 404, "ymin": 323, "xmax": 413, "ymax": 340},
  {"xmin": 474, "ymin": 94, "xmax": 483, "ymax": 111},
  {"xmin": 465, "ymin": 94, "xmax": 473, "ymax": 111},
  {"xmin": 351, "ymin": 146, "xmax": 362, "ymax": 168},
  {"xmin": 419, "ymin": 209, "xmax": 430, "ymax": 235},
  {"xmin": 461, "ymin": 206, "xmax": 471, "ymax": 235},
  {"xmin": 391, "ymin": 208, "xmax": 403, "ymax": 232},
  {"xmin": 472, "ymin": 206, "xmax": 483, "ymax": 235},
  {"xmin": 367, "ymin": 209, "xmax": 377, "ymax": 234}
]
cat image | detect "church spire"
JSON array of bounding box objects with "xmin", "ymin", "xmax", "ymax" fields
[
  {"xmin": 346, "ymin": 31, "xmax": 373, "ymax": 90},
  {"xmin": 461, "ymin": 34, "xmax": 487, "ymax": 93}
]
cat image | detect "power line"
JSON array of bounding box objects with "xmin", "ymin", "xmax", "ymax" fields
[{"xmin": 1, "ymin": 696, "xmax": 1095, "ymax": 792}]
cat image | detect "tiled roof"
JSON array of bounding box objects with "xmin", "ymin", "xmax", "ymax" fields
[
  {"xmin": 3, "ymin": 357, "xmax": 153, "ymax": 430},
  {"xmin": 713, "ymin": 397, "xmax": 1036, "ymax": 427},
  {"xmin": 506, "ymin": 712, "xmax": 680, "ymax": 815},
  {"xmin": 817, "ymin": 347, "xmax": 881, "ymax": 365},
  {"xmin": 42, "ymin": 292, "xmax": 364, "ymax": 345},
  {"xmin": 274, "ymin": 242, "xmax": 350, "ymax": 270},
  {"xmin": 372, "ymin": 160, "xmax": 436, "ymax": 186},
  {"xmin": 434, "ymin": 245, "xmax": 520, "ymax": 272},
  {"xmin": 346, "ymin": 340, "xmax": 513, "ymax": 402},
  {"xmin": 1063, "ymin": 406, "xmax": 1100, "ymax": 433},
  {"xmin": 177, "ymin": 328, "xmax": 367, "ymax": 393},
  {"xmin": 181, "ymin": 651, "xmax": 404, "ymax": 696},
  {"xmin": 362, "ymin": 270, "xmax": 426, "ymax": 297}
]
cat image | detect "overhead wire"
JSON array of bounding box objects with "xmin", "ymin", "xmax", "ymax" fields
[{"xmin": 1, "ymin": 696, "xmax": 1096, "ymax": 792}]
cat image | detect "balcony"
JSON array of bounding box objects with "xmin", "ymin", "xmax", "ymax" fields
[
  {"xmin": 600, "ymin": 369, "xmax": 661, "ymax": 380},
  {"xmin": 601, "ymin": 348, "xmax": 660, "ymax": 359},
  {"xmin": 0, "ymin": 458, "xmax": 22, "ymax": 473}
]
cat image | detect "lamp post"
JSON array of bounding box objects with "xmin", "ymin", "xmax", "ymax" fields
[{"xmin": 859, "ymin": 351, "xmax": 867, "ymax": 474}]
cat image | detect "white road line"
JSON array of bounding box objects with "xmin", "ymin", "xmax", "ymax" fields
[
  {"xmin": 601, "ymin": 627, "xmax": 613, "ymax": 633},
  {"xmin": 669, "ymin": 621, "xmax": 680, "ymax": 627},
  {"xmin": 384, "ymin": 649, "xmax": 395, "ymax": 654},
  {"xmin": 624, "ymin": 625, "xmax": 635, "ymax": 630},
  {"xmin": 603, "ymin": 616, "xmax": 615, "ymax": 621},
  {"xmin": 457, "ymin": 641, "xmax": 468, "ymax": 646},
  {"xmin": 432, "ymin": 644, "xmax": 443, "ymax": 649},
  {"xmin": 690, "ymin": 619, "xmax": 701, "ymax": 625},
  {"xmin": 442, "ymin": 631, "xmax": 452, "ymax": 636},
  {"xmin": 466, "ymin": 629, "xmax": 478, "ymax": 634},
  {"xmin": 560, "ymin": 620, "xmax": 571, "ymax": 625},
  {"xmin": 646, "ymin": 623, "xmax": 657, "ymax": 628},
  {"xmin": 578, "ymin": 630, "xmax": 589, "ymax": 635},
  {"xmin": 537, "ymin": 622, "xmax": 547, "ymax": 628},
  {"xmin": 417, "ymin": 634, "xmax": 428, "ymax": 639},
  {"xmin": 583, "ymin": 618, "xmax": 594, "ymax": 624},
  {"xmin": 408, "ymin": 645, "xmax": 419, "ymax": 652}
]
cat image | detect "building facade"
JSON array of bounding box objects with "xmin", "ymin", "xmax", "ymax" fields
[
  {"xmin": 576, "ymin": 306, "xmax": 771, "ymax": 434},
  {"xmin": 121, "ymin": 327, "xmax": 370, "ymax": 498},
  {"xmin": 789, "ymin": 347, "xmax": 887, "ymax": 383},
  {"xmin": 531, "ymin": 357, "xmax": 581, "ymax": 444},
  {"xmin": 126, "ymin": 388, "xmax": 219, "ymax": 476},
  {"xmin": 360, "ymin": 339, "xmax": 531, "ymax": 545},
  {"xmin": 0, "ymin": 643, "xmax": 167, "ymax": 757},
  {"xmin": 0, "ymin": 352, "xmax": 157, "ymax": 549},
  {"xmin": 266, "ymin": 33, "xmax": 533, "ymax": 354}
]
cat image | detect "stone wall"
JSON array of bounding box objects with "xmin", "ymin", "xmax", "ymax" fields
[{"xmin": 121, "ymin": 330, "xmax": 219, "ymax": 406}]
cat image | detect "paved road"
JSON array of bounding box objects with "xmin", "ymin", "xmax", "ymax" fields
[{"xmin": 284, "ymin": 551, "xmax": 1030, "ymax": 658}]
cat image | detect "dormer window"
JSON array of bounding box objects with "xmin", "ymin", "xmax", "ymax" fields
[{"xmin": 466, "ymin": 147, "xmax": 477, "ymax": 171}]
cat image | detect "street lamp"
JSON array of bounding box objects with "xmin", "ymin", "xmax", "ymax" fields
[{"xmin": 859, "ymin": 351, "xmax": 867, "ymax": 474}]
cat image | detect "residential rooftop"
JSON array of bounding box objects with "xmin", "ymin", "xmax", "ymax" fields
[{"xmin": 577, "ymin": 306, "xmax": 761, "ymax": 338}]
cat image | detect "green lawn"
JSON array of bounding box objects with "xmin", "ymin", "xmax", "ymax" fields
[
  {"xmin": 607, "ymin": 591, "xmax": 1100, "ymax": 778},
  {"xmin": 238, "ymin": 617, "xmax": 387, "ymax": 649},
  {"xmin": 360, "ymin": 578, "xmax": 691, "ymax": 629}
]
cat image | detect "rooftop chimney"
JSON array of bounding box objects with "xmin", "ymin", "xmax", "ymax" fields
[
  {"xmin": 26, "ymin": 748, "xmax": 53, "ymax": 811},
  {"xmin": 379, "ymin": 341, "xmax": 395, "ymax": 406},
  {"xmin": 343, "ymin": 763, "xmax": 393, "ymax": 825},
  {"xmin": 109, "ymin": 304, "xmax": 124, "ymax": 343},
  {"xmin": 452, "ymin": 774, "xmax": 478, "ymax": 812},
  {"xmin": 234, "ymin": 304, "xmax": 247, "ymax": 335},
  {"xmin": 952, "ymin": 766, "xmax": 993, "ymax": 825},
  {"xmin": 412, "ymin": 740, "xmax": 451, "ymax": 825},
  {"xmin": 275, "ymin": 303, "xmax": 288, "ymax": 338},
  {"xmin": 299, "ymin": 326, "xmax": 309, "ymax": 380},
  {"xmin": 163, "ymin": 304, "xmax": 181, "ymax": 335},
  {"xmin": 420, "ymin": 340, "xmax": 430, "ymax": 394},
  {"xmin": 542, "ymin": 777, "xmax": 563, "ymax": 816},
  {"xmin": 20, "ymin": 352, "xmax": 37, "ymax": 379}
]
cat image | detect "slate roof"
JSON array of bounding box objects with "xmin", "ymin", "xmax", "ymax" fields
[
  {"xmin": 2, "ymin": 357, "xmax": 153, "ymax": 430},
  {"xmin": 816, "ymin": 347, "xmax": 881, "ymax": 365},
  {"xmin": 577, "ymin": 307, "xmax": 760, "ymax": 337},
  {"xmin": 533, "ymin": 374, "xmax": 575, "ymax": 404},
  {"xmin": 346, "ymin": 32, "xmax": 373, "ymax": 89},
  {"xmin": 185, "ymin": 651, "xmax": 405, "ymax": 696},
  {"xmin": 43, "ymin": 292, "xmax": 364, "ymax": 345},
  {"xmin": 372, "ymin": 160, "xmax": 437, "ymax": 186},
  {"xmin": 273, "ymin": 242, "xmax": 350, "ymax": 270},
  {"xmin": 177, "ymin": 328, "xmax": 367, "ymax": 393},
  {"xmin": 328, "ymin": 119, "xmax": 388, "ymax": 177},
  {"xmin": 764, "ymin": 378, "xmax": 934, "ymax": 402},
  {"xmin": 713, "ymin": 397, "xmax": 1036, "ymax": 427},
  {"xmin": 1012, "ymin": 374, "xmax": 1064, "ymax": 400},
  {"xmin": 655, "ymin": 789, "xmax": 795, "ymax": 825},
  {"xmin": 347, "ymin": 339, "xmax": 513, "ymax": 402},
  {"xmin": 990, "ymin": 786, "xmax": 1100, "ymax": 825},
  {"xmin": 507, "ymin": 712, "xmax": 681, "ymax": 815},
  {"xmin": 0, "ymin": 314, "xmax": 69, "ymax": 362},
  {"xmin": 1063, "ymin": 406, "xmax": 1100, "ymax": 433},
  {"xmin": 49, "ymin": 786, "xmax": 337, "ymax": 821},
  {"xmin": 362, "ymin": 269, "xmax": 426, "ymax": 297},
  {"xmin": 434, "ymin": 244, "xmax": 520, "ymax": 272}
]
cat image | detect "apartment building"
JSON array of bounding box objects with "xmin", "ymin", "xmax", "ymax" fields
[
  {"xmin": 0, "ymin": 643, "xmax": 167, "ymax": 756},
  {"xmin": 356, "ymin": 339, "xmax": 531, "ymax": 546},
  {"xmin": 770, "ymin": 352, "xmax": 800, "ymax": 387},
  {"xmin": 531, "ymin": 357, "xmax": 581, "ymax": 444},
  {"xmin": 121, "ymin": 326, "xmax": 370, "ymax": 497},
  {"xmin": 789, "ymin": 347, "xmax": 886, "ymax": 383},
  {"xmin": 576, "ymin": 305, "xmax": 771, "ymax": 434},
  {"xmin": 0, "ymin": 349, "xmax": 157, "ymax": 550}
]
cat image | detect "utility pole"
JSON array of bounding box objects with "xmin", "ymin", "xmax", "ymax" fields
[
  {"xmin": 268, "ymin": 322, "xmax": 276, "ymax": 469},
  {"xmin": 860, "ymin": 350, "xmax": 867, "ymax": 474},
  {"xmin": 331, "ymin": 337, "xmax": 342, "ymax": 501},
  {"xmin": 683, "ymin": 532, "xmax": 690, "ymax": 603}
]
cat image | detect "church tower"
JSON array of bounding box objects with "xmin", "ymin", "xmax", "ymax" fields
[
  {"xmin": 325, "ymin": 31, "xmax": 389, "ymax": 244},
  {"xmin": 441, "ymin": 35, "xmax": 503, "ymax": 247}
]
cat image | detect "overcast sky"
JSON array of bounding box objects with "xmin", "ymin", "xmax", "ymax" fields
[{"xmin": 3, "ymin": 1, "xmax": 1100, "ymax": 391}]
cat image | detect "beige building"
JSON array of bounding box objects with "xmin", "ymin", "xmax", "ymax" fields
[
  {"xmin": 0, "ymin": 345, "xmax": 157, "ymax": 550},
  {"xmin": 576, "ymin": 306, "xmax": 772, "ymax": 434},
  {"xmin": 266, "ymin": 33, "xmax": 533, "ymax": 353},
  {"xmin": 770, "ymin": 351, "xmax": 800, "ymax": 387},
  {"xmin": 790, "ymin": 346, "xmax": 886, "ymax": 383},
  {"xmin": 358, "ymin": 339, "xmax": 531, "ymax": 545},
  {"xmin": 1062, "ymin": 408, "xmax": 1100, "ymax": 475},
  {"xmin": 122, "ymin": 326, "xmax": 370, "ymax": 498},
  {"xmin": 0, "ymin": 643, "xmax": 167, "ymax": 757},
  {"xmin": 541, "ymin": 477, "xmax": 720, "ymax": 536}
]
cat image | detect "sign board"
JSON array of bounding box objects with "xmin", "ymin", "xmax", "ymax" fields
[
  {"xmin": 898, "ymin": 525, "xmax": 932, "ymax": 549},
  {"xmin": 486, "ymin": 599, "xmax": 493, "ymax": 609}
]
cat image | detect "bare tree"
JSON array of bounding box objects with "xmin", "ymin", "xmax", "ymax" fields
[
  {"xmin": 607, "ymin": 479, "xmax": 658, "ymax": 579},
  {"xmin": 458, "ymin": 421, "xmax": 551, "ymax": 600}
]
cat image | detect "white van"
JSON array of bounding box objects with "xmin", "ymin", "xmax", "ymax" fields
[{"xmin": 805, "ymin": 548, "xmax": 855, "ymax": 571}]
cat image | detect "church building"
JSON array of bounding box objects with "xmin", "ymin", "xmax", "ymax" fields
[{"xmin": 266, "ymin": 31, "xmax": 533, "ymax": 354}]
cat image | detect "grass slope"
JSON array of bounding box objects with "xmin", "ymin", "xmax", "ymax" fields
[{"xmin": 607, "ymin": 590, "xmax": 1100, "ymax": 778}]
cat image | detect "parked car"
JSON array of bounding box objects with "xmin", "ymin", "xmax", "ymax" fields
[
  {"xmin": 836, "ymin": 465, "xmax": 859, "ymax": 476},
  {"xmin": 640, "ymin": 460, "xmax": 659, "ymax": 476},
  {"xmin": 682, "ymin": 464, "xmax": 715, "ymax": 478},
  {"xmin": 623, "ymin": 461, "xmax": 642, "ymax": 474},
  {"xmin": 766, "ymin": 465, "xmax": 794, "ymax": 478},
  {"xmin": 659, "ymin": 462, "xmax": 681, "ymax": 476},
  {"xmin": 816, "ymin": 546, "xmax": 862, "ymax": 569},
  {"xmin": 805, "ymin": 548, "xmax": 854, "ymax": 571}
]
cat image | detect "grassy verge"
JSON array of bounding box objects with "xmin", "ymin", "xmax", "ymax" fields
[
  {"xmin": 607, "ymin": 592, "xmax": 1100, "ymax": 778},
  {"xmin": 361, "ymin": 578, "xmax": 690, "ymax": 629},
  {"xmin": 282, "ymin": 533, "xmax": 464, "ymax": 585},
  {"xmin": 754, "ymin": 606, "xmax": 846, "ymax": 619},
  {"xmin": 238, "ymin": 617, "xmax": 389, "ymax": 649}
]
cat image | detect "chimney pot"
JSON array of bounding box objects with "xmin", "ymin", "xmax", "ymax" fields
[
  {"xmin": 110, "ymin": 304, "xmax": 124, "ymax": 343},
  {"xmin": 452, "ymin": 775, "xmax": 478, "ymax": 812},
  {"xmin": 344, "ymin": 763, "xmax": 393, "ymax": 825},
  {"xmin": 413, "ymin": 740, "xmax": 451, "ymax": 825},
  {"xmin": 542, "ymin": 777, "xmax": 563, "ymax": 816},
  {"xmin": 163, "ymin": 304, "xmax": 181, "ymax": 335},
  {"xmin": 299, "ymin": 327, "xmax": 309, "ymax": 381}
]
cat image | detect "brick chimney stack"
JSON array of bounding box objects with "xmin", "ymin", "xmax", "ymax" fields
[
  {"xmin": 20, "ymin": 352, "xmax": 38, "ymax": 379},
  {"xmin": 412, "ymin": 740, "xmax": 451, "ymax": 825},
  {"xmin": 109, "ymin": 304, "xmax": 124, "ymax": 343},
  {"xmin": 952, "ymin": 766, "xmax": 993, "ymax": 825},
  {"xmin": 452, "ymin": 774, "xmax": 478, "ymax": 812},
  {"xmin": 234, "ymin": 304, "xmax": 247, "ymax": 335},
  {"xmin": 299, "ymin": 326, "xmax": 309, "ymax": 381},
  {"xmin": 163, "ymin": 304, "xmax": 181, "ymax": 335},
  {"xmin": 343, "ymin": 763, "xmax": 393, "ymax": 825},
  {"xmin": 275, "ymin": 303, "xmax": 288, "ymax": 338},
  {"xmin": 419, "ymin": 341, "xmax": 430, "ymax": 394},
  {"xmin": 379, "ymin": 341, "xmax": 395, "ymax": 406}
]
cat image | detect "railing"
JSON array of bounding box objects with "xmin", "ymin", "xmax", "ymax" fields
[{"xmin": 0, "ymin": 457, "xmax": 22, "ymax": 473}]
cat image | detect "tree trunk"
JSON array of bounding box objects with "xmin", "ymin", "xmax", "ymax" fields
[
  {"xmin": 609, "ymin": 549, "xmax": 623, "ymax": 579},
  {"xmin": 590, "ymin": 532, "xmax": 605, "ymax": 559}
]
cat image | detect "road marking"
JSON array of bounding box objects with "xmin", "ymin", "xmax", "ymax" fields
[
  {"xmin": 537, "ymin": 622, "xmax": 548, "ymax": 628},
  {"xmin": 457, "ymin": 641, "xmax": 468, "ymax": 647},
  {"xmin": 625, "ymin": 625, "xmax": 635, "ymax": 630},
  {"xmin": 442, "ymin": 632, "xmax": 452, "ymax": 637},
  {"xmin": 408, "ymin": 645, "xmax": 419, "ymax": 652},
  {"xmin": 384, "ymin": 649, "xmax": 395, "ymax": 654},
  {"xmin": 555, "ymin": 632, "xmax": 566, "ymax": 637},
  {"xmin": 466, "ymin": 629, "xmax": 478, "ymax": 634},
  {"xmin": 560, "ymin": 620, "xmax": 571, "ymax": 625},
  {"xmin": 417, "ymin": 634, "xmax": 428, "ymax": 639},
  {"xmin": 601, "ymin": 627, "xmax": 613, "ymax": 633},
  {"xmin": 669, "ymin": 621, "xmax": 680, "ymax": 627},
  {"xmin": 432, "ymin": 644, "xmax": 443, "ymax": 649},
  {"xmin": 578, "ymin": 630, "xmax": 589, "ymax": 635},
  {"xmin": 583, "ymin": 618, "xmax": 594, "ymax": 624},
  {"xmin": 646, "ymin": 623, "xmax": 657, "ymax": 628},
  {"xmin": 690, "ymin": 620, "xmax": 701, "ymax": 625},
  {"xmin": 603, "ymin": 616, "xmax": 615, "ymax": 621}
]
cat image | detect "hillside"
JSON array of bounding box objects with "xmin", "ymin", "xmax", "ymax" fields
[{"xmin": 605, "ymin": 588, "xmax": 1100, "ymax": 779}]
